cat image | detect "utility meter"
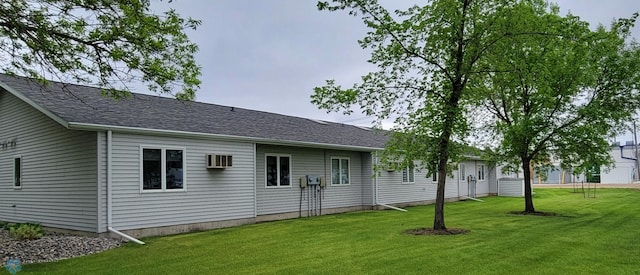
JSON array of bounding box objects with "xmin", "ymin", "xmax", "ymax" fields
[{"xmin": 306, "ymin": 175, "xmax": 321, "ymax": 185}]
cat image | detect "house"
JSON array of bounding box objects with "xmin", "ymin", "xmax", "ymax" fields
[{"xmin": 0, "ymin": 74, "xmax": 496, "ymax": 239}]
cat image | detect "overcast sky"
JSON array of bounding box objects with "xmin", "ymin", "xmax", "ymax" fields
[{"xmin": 151, "ymin": 0, "xmax": 639, "ymax": 138}]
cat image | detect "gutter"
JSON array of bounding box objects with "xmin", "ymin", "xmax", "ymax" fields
[
  {"xmin": 69, "ymin": 122, "xmax": 383, "ymax": 152},
  {"xmin": 106, "ymin": 130, "xmax": 145, "ymax": 245}
]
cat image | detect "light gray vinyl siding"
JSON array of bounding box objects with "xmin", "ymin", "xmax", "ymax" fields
[
  {"xmin": 108, "ymin": 133, "xmax": 255, "ymax": 230},
  {"xmin": 360, "ymin": 152, "xmax": 374, "ymax": 206},
  {"xmin": 488, "ymin": 163, "xmax": 498, "ymax": 194},
  {"xmin": 376, "ymin": 162, "xmax": 460, "ymax": 204},
  {"xmin": 0, "ymin": 91, "xmax": 98, "ymax": 232},
  {"xmin": 376, "ymin": 168, "xmax": 437, "ymax": 204},
  {"xmin": 97, "ymin": 132, "xmax": 107, "ymax": 233},
  {"xmin": 256, "ymin": 145, "xmax": 364, "ymax": 215}
]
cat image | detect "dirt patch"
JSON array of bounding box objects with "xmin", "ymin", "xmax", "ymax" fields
[
  {"xmin": 405, "ymin": 228, "xmax": 469, "ymax": 236},
  {"xmin": 508, "ymin": 211, "xmax": 560, "ymax": 216}
]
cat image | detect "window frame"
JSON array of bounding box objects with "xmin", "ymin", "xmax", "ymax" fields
[
  {"xmin": 265, "ymin": 154, "xmax": 292, "ymax": 188},
  {"xmin": 13, "ymin": 155, "xmax": 22, "ymax": 189},
  {"xmin": 401, "ymin": 165, "xmax": 415, "ymax": 184},
  {"xmin": 478, "ymin": 164, "xmax": 485, "ymax": 181},
  {"xmin": 331, "ymin": 157, "xmax": 351, "ymax": 186},
  {"xmin": 139, "ymin": 145, "xmax": 187, "ymax": 193}
]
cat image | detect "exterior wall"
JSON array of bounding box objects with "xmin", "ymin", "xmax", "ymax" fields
[
  {"xmin": 255, "ymin": 145, "xmax": 365, "ymax": 215},
  {"xmin": 108, "ymin": 133, "xmax": 255, "ymax": 230},
  {"xmin": 97, "ymin": 132, "xmax": 107, "ymax": 233},
  {"xmin": 360, "ymin": 152, "xmax": 374, "ymax": 206},
  {"xmin": 376, "ymin": 161, "xmax": 461, "ymax": 205},
  {"xmin": 601, "ymin": 146, "xmax": 637, "ymax": 184},
  {"xmin": 0, "ymin": 91, "xmax": 98, "ymax": 232}
]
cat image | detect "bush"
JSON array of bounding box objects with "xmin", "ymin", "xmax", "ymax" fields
[
  {"xmin": 0, "ymin": 221, "xmax": 11, "ymax": 231},
  {"xmin": 9, "ymin": 223, "xmax": 44, "ymax": 240}
]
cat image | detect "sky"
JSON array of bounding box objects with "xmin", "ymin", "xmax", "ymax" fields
[{"xmin": 149, "ymin": 0, "xmax": 640, "ymax": 140}]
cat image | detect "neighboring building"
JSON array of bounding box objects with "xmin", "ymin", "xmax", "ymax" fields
[
  {"xmin": 600, "ymin": 142, "xmax": 638, "ymax": 184},
  {"xmin": 0, "ymin": 74, "xmax": 495, "ymax": 238}
]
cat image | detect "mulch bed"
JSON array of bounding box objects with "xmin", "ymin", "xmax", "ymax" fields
[{"xmin": 405, "ymin": 228, "xmax": 469, "ymax": 236}]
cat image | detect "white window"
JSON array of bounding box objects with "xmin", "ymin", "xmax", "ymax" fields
[
  {"xmin": 478, "ymin": 164, "xmax": 485, "ymax": 181},
  {"xmin": 459, "ymin": 164, "xmax": 465, "ymax": 180},
  {"xmin": 266, "ymin": 154, "xmax": 291, "ymax": 187},
  {"xmin": 331, "ymin": 157, "xmax": 350, "ymax": 185},
  {"xmin": 402, "ymin": 165, "xmax": 414, "ymax": 183},
  {"xmin": 140, "ymin": 146, "xmax": 186, "ymax": 192},
  {"xmin": 13, "ymin": 156, "xmax": 21, "ymax": 189}
]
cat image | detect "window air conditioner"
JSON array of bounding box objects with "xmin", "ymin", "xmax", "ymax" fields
[{"xmin": 206, "ymin": 154, "xmax": 233, "ymax": 169}]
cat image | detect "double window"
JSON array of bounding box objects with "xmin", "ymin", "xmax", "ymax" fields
[
  {"xmin": 477, "ymin": 165, "xmax": 485, "ymax": 181},
  {"xmin": 331, "ymin": 157, "xmax": 350, "ymax": 185},
  {"xmin": 141, "ymin": 147, "xmax": 185, "ymax": 192},
  {"xmin": 13, "ymin": 156, "xmax": 21, "ymax": 189},
  {"xmin": 402, "ymin": 165, "xmax": 414, "ymax": 184},
  {"xmin": 266, "ymin": 154, "xmax": 291, "ymax": 187}
]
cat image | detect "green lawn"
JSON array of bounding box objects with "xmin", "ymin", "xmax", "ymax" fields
[{"xmin": 21, "ymin": 188, "xmax": 640, "ymax": 274}]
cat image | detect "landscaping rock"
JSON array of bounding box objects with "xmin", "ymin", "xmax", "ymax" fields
[{"xmin": 0, "ymin": 229, "xmax": 122, "ymax": 266}]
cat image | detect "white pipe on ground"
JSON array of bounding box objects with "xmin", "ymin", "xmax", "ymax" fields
[
  {"xmin": 461, "ymin": 196, "xmax": 484, "ymax": 202},
  {"xmin": 108, "ymin": 227, "xmax": 145, "ymax": 245},
  {"xmin": 377, "ymin": 203, "xmax": 408, "ymax": 212}
]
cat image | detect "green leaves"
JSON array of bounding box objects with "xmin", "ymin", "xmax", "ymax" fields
[
  {"xmin": 471, "ymin": 2, "xmax": 640, "ymax": 209},
  {"xmin": 0, "ymin": 0, "xmax": 201, "ymax": 99}
]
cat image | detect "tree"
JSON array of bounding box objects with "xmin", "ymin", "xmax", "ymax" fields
[
  {"xmin": 0, "ymin": 0, "xmax": 201, "ymax": 99},
  {"xmin": 471, "ymin": 5, "xmax": 640, "ymax": 212},
  {"xmin": 313, "ymin": 0, "xmax": 543, "ymax": 231}
]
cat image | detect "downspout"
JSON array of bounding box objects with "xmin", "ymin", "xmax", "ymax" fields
[
  {"xmin": 374, "ymin": 152, "xmax": 407, "ymax": 212},
  {"xmin": 106, "ymin": 130, "xmax": 145, "ymax": 245}
]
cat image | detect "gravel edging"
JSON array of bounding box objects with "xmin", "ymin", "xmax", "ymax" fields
[{"xmin": 1, "ymin": 229, "xmax": 123, "ymax": 266}]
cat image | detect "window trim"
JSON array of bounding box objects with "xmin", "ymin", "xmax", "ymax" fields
[
  {"xmin": 139, "ymin": 145, "xmax": 187, "ymax": 193},
  {"xmin": 330, "ymin": 157, "xmax": 351, "ymax": 186},
  {"xmin": 264, "ymin": 153, "xmax": 292, "ymax": 188},
  {"xmin": 13, "ymin": 155, "xmax": 22, "ymax": 189},
  {"xmin": 401, "ymin": 165, "xmax": 415, "ymax": 184}
]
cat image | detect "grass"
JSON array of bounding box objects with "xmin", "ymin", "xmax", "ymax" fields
[{"xmin": 20, "ymin": 188, "xmax": 640, "ymax": 274}]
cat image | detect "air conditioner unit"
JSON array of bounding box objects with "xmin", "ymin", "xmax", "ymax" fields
[{"xmin": 206, "ymin": 154, "xmax": 233, "ymax": 169}]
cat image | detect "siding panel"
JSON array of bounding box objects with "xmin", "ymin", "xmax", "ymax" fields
[
  {"xmin": 0, "ymin": 91, "xmax": 97, "ymax": 232},
  {"xmin": 256, "ymin": 145, "xmax": 365, "ymax": 215},
  {"xmin": 109, "ymin": 133, "xmax": 255, "ymax": 230}
]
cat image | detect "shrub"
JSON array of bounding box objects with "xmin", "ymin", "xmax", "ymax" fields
[
  {"xmin": 9, "ymin": 223, "xmax": 44, "ymax": 240},
  {"xmin": 0, "ymin": 221, "xmax": 11, "ymax": 231}
]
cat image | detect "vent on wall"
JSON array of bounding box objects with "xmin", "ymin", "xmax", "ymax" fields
[{"xmin": 206, "ymin": 154, "xmax": 233, "ymax": 169}]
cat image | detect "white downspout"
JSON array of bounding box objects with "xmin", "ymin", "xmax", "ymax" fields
[
  {"xmin": 106, "ymin": 130, "xmax": 145, "ymax": 245},
  {"xmin": 374, "ymin": 152, "xmax": 407, "ymax": 212}
]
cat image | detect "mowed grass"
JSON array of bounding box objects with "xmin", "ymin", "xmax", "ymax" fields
[{"xmin": 22, "ymin": 188, "xmax": 640, "ymax": 274}]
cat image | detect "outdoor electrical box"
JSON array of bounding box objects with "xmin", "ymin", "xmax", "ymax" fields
[{"xmin": 306, "ymin": 175, "xmax": 321, "ymax": 185}]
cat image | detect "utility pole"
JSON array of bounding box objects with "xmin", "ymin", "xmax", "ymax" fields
[{"xmin": 635, "ymin": 121, "xmax": 639, "ymax": 182}]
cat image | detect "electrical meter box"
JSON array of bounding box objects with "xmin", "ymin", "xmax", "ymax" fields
[{"xmin": 306, "ymin": 175, "xmax": 321, "ymax": 185}]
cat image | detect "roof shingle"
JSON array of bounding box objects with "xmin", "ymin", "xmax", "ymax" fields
[{"xmin": 0, "ymin": 74, "xmax": 389, "ymax": 149}]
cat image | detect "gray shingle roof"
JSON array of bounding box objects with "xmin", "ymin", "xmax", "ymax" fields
[{"xmin": 0, "ymin": 74, "xmax": 389, "ymax": 149}]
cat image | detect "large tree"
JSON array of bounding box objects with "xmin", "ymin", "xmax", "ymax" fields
[
  {"xmin": 0, "ymin": 0, "xmax": 201, "ymax": 99},
  {"xmin": 471, "ymin": 5, "xmax": 640, "ymax": 212},
  {"xmin": 313, "ymin": 0, "xmax": 545, "ymax": 230}
]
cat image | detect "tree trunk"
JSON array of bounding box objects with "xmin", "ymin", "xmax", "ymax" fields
[
  {"xmin": 521, "ymin": 157, "xmax": 536, "ymax": 213},
  {"xmin": 433, "ymin": 152, "xmax": 449, "ymax": 230},
  {"xmin": 433, "ymin": 83, "xmax": 464, "ymax": 230}
]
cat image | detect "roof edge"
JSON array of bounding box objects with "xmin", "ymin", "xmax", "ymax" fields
[
  {"xmin": 0, "ymin": 79, "xmax": 69, "ymax": 128},
  {"xmin": 68, "ymin": 122, "xmax": 384, "ymax": 152}
]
